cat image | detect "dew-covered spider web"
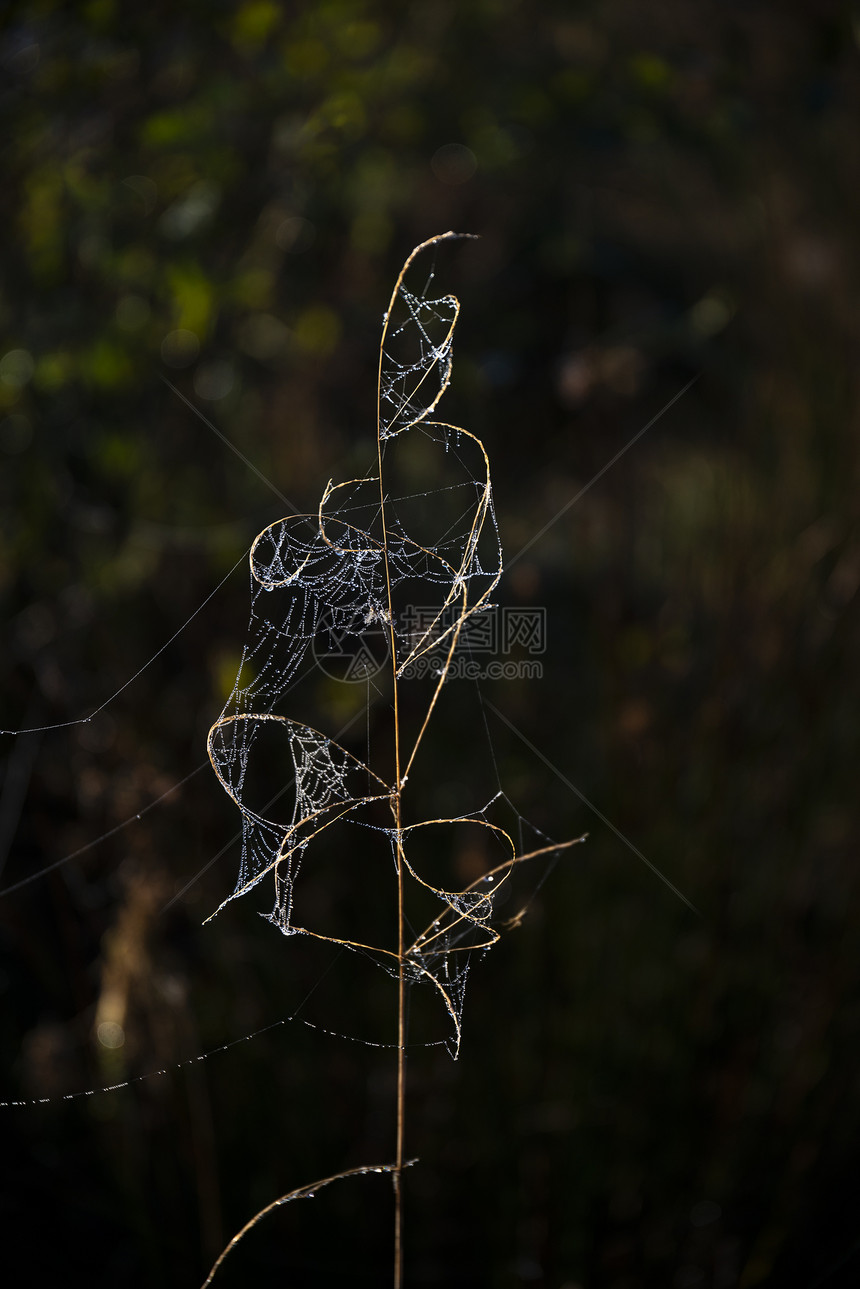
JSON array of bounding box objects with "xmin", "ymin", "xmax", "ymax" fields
[
  {"xmin": 0, "ymin": 235, "xmax": 588, "ymax": 1289},
  {"xmin": 207, "ymin": 233, "xmax": 577, "ymax": 1057}
]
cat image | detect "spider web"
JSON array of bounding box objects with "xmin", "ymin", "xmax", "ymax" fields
[
  {"xmin": 0, "ymin": 236, "xmax": 587, "ymax": 1289},
  {"xmin": 206, "ymin": 233, "xmax": 563, "ymax": 1056}
]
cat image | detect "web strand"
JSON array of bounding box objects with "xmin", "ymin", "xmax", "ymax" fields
[
  {"xmin": 1, "ymin": 549, "xmax": 250, "ymax": 737},
  {"xmin": 204, "ymin": 235, "xmax": 535, "ymax": 1057}
]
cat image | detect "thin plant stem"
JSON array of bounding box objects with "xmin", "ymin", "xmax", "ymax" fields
[
  {"xmin": 377, "ymin": 240, "xmax": 409, "ymax": 1289},
  {"xmin": 200, "ymin": 232, "xmax": 580, "ymax": 1287}
]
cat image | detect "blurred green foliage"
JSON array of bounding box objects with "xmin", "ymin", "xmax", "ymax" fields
[{"xmin": 2, "ymin": 0, "xmax": 860, "ymax": 1286}]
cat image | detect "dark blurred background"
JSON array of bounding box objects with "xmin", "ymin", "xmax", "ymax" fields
[{"xmin": 2, "ymin": 1, "xmax": 859, "ymax": 1286}]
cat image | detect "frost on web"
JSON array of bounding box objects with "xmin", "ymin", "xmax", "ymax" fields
[{"xmin": 207, "ymin": 233, "xmax": 531, "ymax": 1055}]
